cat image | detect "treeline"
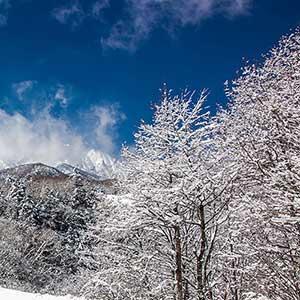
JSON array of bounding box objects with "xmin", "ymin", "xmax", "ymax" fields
[{"xmin": 87, "ymin": 30, "xmax": 300, "ymax": 300}]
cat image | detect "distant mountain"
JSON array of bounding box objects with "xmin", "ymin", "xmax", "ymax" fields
[
  {"xmin": 0, "ymin": 163, "xmax": 63, "ymax": 180},
  {"xmin": 56, "ymin": 163, "xmax": 101, "ymax": 181},
  {"xmin": 0, "ymin": 162, "xmax": 116, "ymax": 197},
  {"xmin": 78, "ymin": 149, "xmax": 117, "ymax": 179},
  {"xmin": 0, "ymin": 149, "xmax": 117, "ymax": 180}
]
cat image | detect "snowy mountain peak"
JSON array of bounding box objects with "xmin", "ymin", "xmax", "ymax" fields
[{"xmin": 80, "ymin": 149, "xmax": 116, "ymax": 179}]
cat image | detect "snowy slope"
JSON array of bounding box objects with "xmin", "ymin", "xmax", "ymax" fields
[{"xmin": 0, "ymin": 287, "xmax": 83, "ymax": 300}]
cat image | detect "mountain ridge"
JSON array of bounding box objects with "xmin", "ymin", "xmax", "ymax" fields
[{"xmin": 0, "ymin": 149, "xmax": 117, "ymax": 180}]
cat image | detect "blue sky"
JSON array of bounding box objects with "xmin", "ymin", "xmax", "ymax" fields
[{"xmin": 0, "ymin": 0, "xmax": 299, "ymax": 163}]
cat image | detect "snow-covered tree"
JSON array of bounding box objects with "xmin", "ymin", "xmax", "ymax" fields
[
  {"xmin": 118, "ymin": 87, "xmax": 235, "ymax": 300},
  {"xmin": 217, "ymin": 29, "xmax": 300, "ymax": 299}
]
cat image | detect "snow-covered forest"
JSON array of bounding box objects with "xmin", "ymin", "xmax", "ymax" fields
[{"xmin": 1, "ymin": 29, "xmax": 300, "ymax": 300}]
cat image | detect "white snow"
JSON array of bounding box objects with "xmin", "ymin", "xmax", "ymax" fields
[
  {"xmin": 0, "ymin": 287, "xmax": 83, "ymax": 300},
  {"xmin": 81, "ymin": 149, "xmax": 116, "ymax": 178},
  {"xmin": 105, "ymin": 194, "xmax": 133, "ymax": 206}
]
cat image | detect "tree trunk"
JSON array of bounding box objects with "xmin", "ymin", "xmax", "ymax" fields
[
  {"xmin": 175, "ymin": 224, "xmax": 184, "ymax": 300},
  {"xmin": 230, "ymin": 243, "xmax": 239, "ymax": 300},
  {"xmin": 197, "ymin": 203, "xmax": 206, "ymax": 300}
]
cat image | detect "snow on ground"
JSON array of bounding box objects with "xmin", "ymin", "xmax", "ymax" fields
[{"xmin": 0, "ymin": 287, "xmax": 83, "ymax": 300}]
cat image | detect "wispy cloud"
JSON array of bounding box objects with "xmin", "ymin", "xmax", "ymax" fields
[
  {"xmin": 101, "ymin": 0, "xmax": 159, "ymax": 52},
  {"xmin": 12, "ymin": 80, "xmax": 37, "ymax": 101},
  {"xmin": 0, "ymin": 14, "xmax": 7, "ymax": 26},
  {"xmin": 52, "ymin": 0, "xmax": 109, "ymax": 28},
  {"xmin": 92, "ymin": 105, "xmax": 126, "ymax": 153},
  {"xmin": 0, "ymin": 0, "xmax": 11, "ymax": 26},
  {"xmin": 52, "ymin": 0, "xmax": 85, "ymax": 28},
  {"xmin": 51, "ymin": 0, "xmax": 253, "ymax": 51},
  {"xmin": 91, "ymin": 0, "xmax": 110, "ymax": 18},
  {"xmin": 11, "ymin": 81, "xmax": 72, "ymax": 109},
  {"xmin": 226, "ymin": 0, "xmax": 253, "ymax": 16},
  {"xmin": 54, "ymin": 84, "xmax": 72, "ymax": 107},
  {"xmin": 101, "ymin": 0, "xmax": 254, "ymax": 51}
]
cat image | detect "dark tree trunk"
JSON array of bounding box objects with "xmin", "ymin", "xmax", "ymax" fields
[
  {"xmin": 175, "ymin": 224, "xmax": 183, "ymax": 300},
  {"xmin": 230, "ymin": 243, "xmax": 239, "ymax": 300},
  {"xmin": 197, "ymin": 203, "xmax": 206, "ymax": 300}
]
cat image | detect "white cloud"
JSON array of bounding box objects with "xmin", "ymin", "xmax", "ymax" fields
[
  {"xmin": 0, "ymin": 103, "xmax": 125, "ymax": 167},
  {"xmin": 12, "ymin": 81, "xmax": 73, "ymax": 108},
  {"xmin": 52, "ymin": 0, "xmax": 253, "ymax": 51},
  {"xmin": 101, "ymin": 2, "xmax": 159, "ymax": 52},
  {"xmin": 54, "ymin": 84, "xmax": 70, "ymax": 106},
  {"xmin": 92, "ymin": 104, "xmax": 126, "ymax": 154},
  {"xmin": 52, "ymin": 0, "xmax": 110, "ymax": 27},
  {"xmin": 0, "ymin": 109, "xmax": 88, "ymax": 166},
  {"xmin": 52, "ymin": 0, "xmax": 85, "ymax": 28},
  {"xmin": 101, "ymin": 0, "xmax": 254, "ymax": 51},
  {"xmin": 12, "ymin": 80, "xmax": 36, "ymax": 101}
]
